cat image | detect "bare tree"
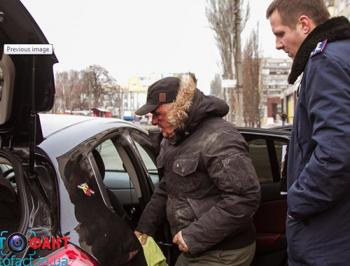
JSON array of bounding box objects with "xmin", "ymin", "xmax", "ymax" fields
[
  {"xmin": 54, "ymin": 65, "xmax": 118, "ymax": 114},
  {"xmin": 243, "ymin": 24, "xmax": 262, "ymax": 127},
  {"xmin": 55, "ymin": 70, "xmax": 86, "ymax": 112},
  {"xmin": 99, "ymin": 84, "xmax": 123, "ymax": 117},
  {"xmin": 205, "ymin": 0, "xmax": 249, "ymax": 125},
  {"xmin": 85, "ymin": 65, "xmax": 116, "ymax": 107},
  {"xmin": 210, "ymin": 74, "xmax": 223, "ymax": 99}
]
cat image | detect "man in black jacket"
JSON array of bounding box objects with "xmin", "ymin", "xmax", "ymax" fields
[{"xmin": 134, "ymin": 73, "xmax": 261, "ymax": 265}]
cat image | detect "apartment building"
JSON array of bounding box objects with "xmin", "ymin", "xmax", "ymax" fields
[{"xmin": 260, "ymin": 58, "xmax": 293, "ymax": 124}]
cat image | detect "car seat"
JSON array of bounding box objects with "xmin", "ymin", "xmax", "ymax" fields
[
  {"xmin": 91, "ymin": 149, "xmax": 131, "ymax": 227},
  {"xmin": 0, "ymin": 176, "xmax": 20, "ymax": 234}
]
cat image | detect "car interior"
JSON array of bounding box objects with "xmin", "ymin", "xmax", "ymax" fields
[
  {"xmin": 92, "ymin": 148, "xmax": 131, "ymax": 227},
  {"xmin": 93, "ymin": 135, "xmax": 154, "ymax": 229},
  {"xmin": 90, "ymin": 133, "xmax": 176, "ymax": 262},
  {"xmin": 0, "ymin": 158, "xmax": 19, "ymax": 235},
  {"xmin": 0, "ymin": 173, "xmax": 19, "ymax": 235},
  {"xmin": 246, "ymin": 136, "xmax": 288, "ymax": 266}
]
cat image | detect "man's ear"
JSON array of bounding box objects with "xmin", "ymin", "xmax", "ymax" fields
[{"xmin": 298, "ymin": 15, "xmax": 316, "ymax": 34}]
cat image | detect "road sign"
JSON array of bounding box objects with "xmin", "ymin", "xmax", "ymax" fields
[{"xmin": 222, "ymin": 79, "xmax": 236, "ymax": 88}]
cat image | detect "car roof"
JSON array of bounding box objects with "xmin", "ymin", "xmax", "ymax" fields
[
  {"xmin": 39, "ymin": 114, "xmax": 100, "ymax": 138},
  {"xmin": 269, "ymin": 124, "xmax": 292, "ymax": 131},
  {"xmin": 38, "ymin": 114, "xmax": 149, "ymax": 157},
  {"xmin": 236, "ymin": 126, "xmax": 291, "ymax": 138},
  {"xmin": 39, "ymin": 115, "xmax": 291, "ymax": 139},
  {"xmin": 39, "ymin": 114, "xmax": 143, "ymax": 138}
]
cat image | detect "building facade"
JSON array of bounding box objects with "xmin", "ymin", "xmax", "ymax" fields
[{"xmin": 260, "ymin": 58, "xmax": 293, "ymax": 125}]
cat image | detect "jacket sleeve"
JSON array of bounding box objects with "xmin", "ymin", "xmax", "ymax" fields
[
  {"xmin": 181, "ymin": 129, "xmax": 261, "ymax": 254},
  {"xmin": 135, "ymin": 176, "xmax": 167, "ymax": 236},
  {"xmin": 288, "ymin": 55, "xmax": 350, "ymax": 219}
]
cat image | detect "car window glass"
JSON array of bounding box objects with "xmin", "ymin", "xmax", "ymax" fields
[
  {"xmin": 248, "ymin": 139, "xmax": 273, "ymax": 183},
  {"xmin": 93, "ymin": 136, "xmax": 147, "ymax": 228},
  {"xmin": 97, "ymin": 139, "xmax": 124, "ymax": 171},
  {"xmin": 275, "ymin": 141, "xmax": 286, "ymax": 168},
  {"xmin": 94, "ymin": 137, "xmax": 140, "ymax": 205},
  {"xmin": 130, "ymin": 132, "xmax": 159, "ymax": 186},
  {"xmin": 134, "ymin": 142, "xmax": 157, "ymax": 173}
]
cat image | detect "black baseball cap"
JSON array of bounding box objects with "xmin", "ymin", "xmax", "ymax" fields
[{"xmin": 135, "ymin": 76, "xmax": 180, "ymax": 116}]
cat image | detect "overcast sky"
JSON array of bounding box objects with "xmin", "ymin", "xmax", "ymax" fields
[{"xmin": 21, "ymin": 0, "xmax": 287, "ymax": 95}]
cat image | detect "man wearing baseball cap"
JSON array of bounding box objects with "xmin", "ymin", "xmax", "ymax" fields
[
  {"xmin": 135, "ymin": 76, "xmax": 180, "ymax": 116},
  {"xmin": 135, "ymin": 73, "xmax": 260, "ymax": 266}
]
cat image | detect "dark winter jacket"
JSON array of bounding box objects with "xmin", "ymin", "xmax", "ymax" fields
[
  {"xmin": 136, "ymin": 74, "xmax": 261, "ymax": 255},
  {"xmin": 287, "ymin": 17, "xmax": 350, "ymax": 266}
]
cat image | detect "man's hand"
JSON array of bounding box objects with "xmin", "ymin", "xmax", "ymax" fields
[
  {"xmin": 135, "ymin": 231, "xmax": 148, "ymax": 245},
  {"xmin": 173, "ymin": 231, "xmax": 189, "ymax": 253},
  {"xmin": 127, "ymin": 250, "xmax": 139, "ymax": 262}
]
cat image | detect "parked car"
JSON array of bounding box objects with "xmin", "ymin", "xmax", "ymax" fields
[
  {"xmin": 271, "ymin": 124, "xmax": 292, "ymax": 131},
  {"xmin": 0, "ymin": 1, "xmax": 290, "ymax": 265},
  {"xmin": 1, "ymin": 113, "xmax": 290, "ymax": 265}
]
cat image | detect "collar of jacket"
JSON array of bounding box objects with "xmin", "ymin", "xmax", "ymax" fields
[
  {"xmin": 165, "ymin": 73, "xmax": 196, "ymax": 145},
  {"xmin": 289, "ymin": 16, "xmax": 350, "ymax": 84},
  {"xmin": 167, "ymin": 74, "xmax": 197, "ymax": 131},
  {"xmin": 166, "ymin": 74, "xmax": 229, "ymax": 145}
]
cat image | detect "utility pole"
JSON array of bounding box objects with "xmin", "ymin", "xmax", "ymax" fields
[
  {"xmin": 235, "ymin": 0, "xmax": 243, "ymax": 126},
  {"xmin": 88, "ymin": 80, "xmax": 91, "ymax": 110},
  {"xmin": 222, "ymin": 79, "xmax": 237, "ymax": 125}
]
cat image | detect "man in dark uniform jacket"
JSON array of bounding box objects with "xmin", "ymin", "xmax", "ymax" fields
[{"xmin": 267, "ymin": 1, "xmax": 350, "ymax": 265}]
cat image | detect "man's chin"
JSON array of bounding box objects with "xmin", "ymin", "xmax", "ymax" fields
[{"xmin": 162, "ymin": 131, "xmax": 175, "ymax": 139}]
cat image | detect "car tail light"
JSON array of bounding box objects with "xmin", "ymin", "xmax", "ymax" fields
[{"xmin": 43, "ymin": 244, "xmax": 99, "ymax": 265}]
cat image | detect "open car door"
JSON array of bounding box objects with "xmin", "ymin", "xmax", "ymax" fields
[
  {"xmin": 127, "ymin": 127, "xmax": 290, "ymax": 266},
  {"xmin": 239, "ymin": 128, "xmax": 289, "ymax": 266}
]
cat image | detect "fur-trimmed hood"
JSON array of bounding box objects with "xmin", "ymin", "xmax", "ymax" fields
[
  {"xmin": 167, "ymin": 73, "xmax": 229, "ymax": 137},
  {"xmin": 289, "ymin": 16, "xmax": 350, "ymax": 84}
]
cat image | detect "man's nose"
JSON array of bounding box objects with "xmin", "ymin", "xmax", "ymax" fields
[
  {"xmin": 276, "ymin": 38, "xmax": 284, "ymax": 50},
  {"xmin": 151, "ymin": 117, "xmax": 158, "ymax": 125}
]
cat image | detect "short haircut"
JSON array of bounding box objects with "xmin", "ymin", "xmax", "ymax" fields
[{"xmin": 266, "ymin": 0, "xmax": 330, "ymax": 29}]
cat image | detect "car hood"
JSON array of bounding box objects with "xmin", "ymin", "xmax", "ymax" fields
[{"xmin": 0, "ymin": 0, "xmax": 58, "ymax": 145}]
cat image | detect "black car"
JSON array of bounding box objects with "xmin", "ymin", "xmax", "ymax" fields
[{"xmin": 0, "ymin": 1, "xmax": 290, "ymax": 265}]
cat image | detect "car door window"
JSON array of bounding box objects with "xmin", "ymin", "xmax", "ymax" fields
[
  {"xmin": 131, "ymin": 132, "xmax": 159, "ymax": 187},
  {"xmin": 247, "ymin": 138, "xmax": 287, "ymax": 184},
  {"xmin": 93, "ymin": 134, "xmax": 153, "ymax": 228},
  {"xmin": 134, "ymin": 141, "xmax": 157, "ymax": 173},
  {"xmin": 96, "ymin": 139, "xmax": 138, "ymax": 205},
  {"xmin": 248, "ymin": 139, "xmax": 274, "ymax": 183},
  {"xmin": 98, "ymin": 139, "xmax": 124, "ymax": 171}
]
